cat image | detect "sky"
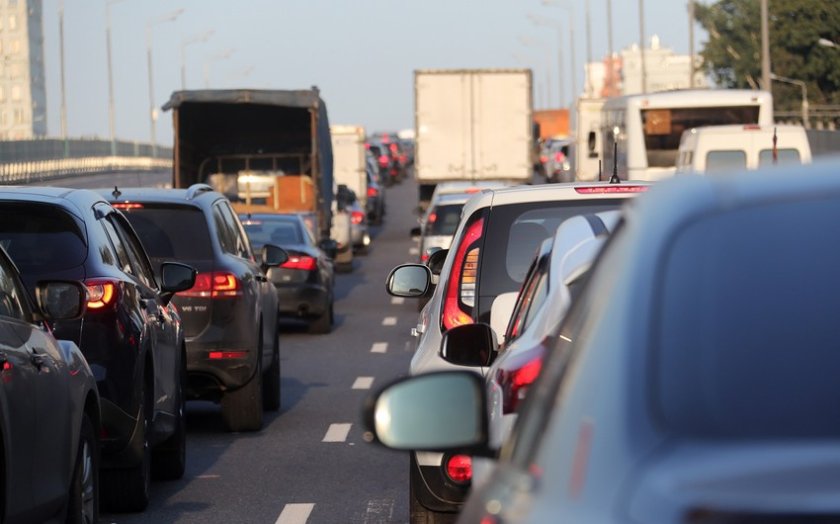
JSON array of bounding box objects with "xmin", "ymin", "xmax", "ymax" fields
[{"xmin": 42, "ymin": 0, "xmax": 707, "ymax": 145}]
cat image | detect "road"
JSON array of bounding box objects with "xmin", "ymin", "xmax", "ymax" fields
[{"xmin": 96, "ymin": 174, "xmax": 421, "ymax": 524}]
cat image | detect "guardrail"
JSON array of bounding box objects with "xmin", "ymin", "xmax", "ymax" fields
[{"xmin": 0, "ymin": 156, "xmax": 172, "ymax": 185}]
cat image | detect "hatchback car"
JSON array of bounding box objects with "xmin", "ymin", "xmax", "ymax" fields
[
  {"xmin": 240, "ymin": 213, "xmax": 335, "ymax": 334},
  {"xmin": 386, "ymin": 182, "xmax": 647, "ymax": 519},
  {"xmin": 372, "ymin": 164, "xmax": 840, "ymax": 523},
  {"xmin": 0, "ymin": 244, "xmax": 101, "ymax": 524},
  {"xmin": 416, "ymin": 192, "xmax": 470, "ymax": 263},
  {"xmin": 0, "ymin": 187, "xmax": 196, "ymax": 512},
  {"xmin": 103, "ymin": 184, "xmax": 287, "ymax": 432}
]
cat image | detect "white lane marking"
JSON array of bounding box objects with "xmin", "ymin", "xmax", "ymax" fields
[
  {"xmin": 275, "ymin": 503, "xmax": 315, "ymax": 524},
  {"xmin": 364, "ymin": 499, "xmax": 395, "ymax": 523},
  {"xmin": 323, "ymin": 423, "xmax": 352, "ymax": 442},
  {"xmin": 196, "ymin": 474, "xmax": 220, "ymax": 479},
  {"xmin": 371, "ymin": 342, "xmax": 388, "ymax": 353},
  {"xmin": 352, "ymin": 377, "xmax": 374, "ymax": 390},
  {"xmin": 391, "ymin": 297, "xmax": 405, "ymax": 305},
  {"xmin": 409, "ymin": 247, "xmax": 420, "ymax": 256},
  {"xmin": 382, "ymin": 316, "xmax": 398, "ymax": 326}
]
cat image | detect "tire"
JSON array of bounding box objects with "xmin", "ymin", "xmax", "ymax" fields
[
  {"xmin": 409, "ymin": 476, "xmax": 457, "ymax": 524},
  {"xmin": 221, "ymin": 346, "xmax": 264, "ymax": 432},
  {"xmin": 151, "ymin": 354, "xmax": 187, "ymax": 480},
  {"xmin": 308, "ymin": 301, "xmax": 333, "ymax": 334},
  {"xmin": 262, "ymin": 326, "xmax": 281, "ymax": 411},
  {"xmin": 66, "ymin": 413, "xmax": 99, "ymax": 524},
  {"xmin": 101, "ymin": 379, "xmax": 152, "ymax": 512}
]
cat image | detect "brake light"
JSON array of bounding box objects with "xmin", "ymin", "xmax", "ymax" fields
[
  {"xmin": 378, "ymin": 155, "xmax": 389, "ymax": 166},
  {"xmin": 502, "ymin": 357, "xmax": 543, "ymax": 413},
  {"xmin": 351, "ymin": 210, "xmax": 365, "ymax": 225},
  {"xmin": 554, "ymin": 151, "xmax": 566, "ymax": 162},
  {"xmin": 442, "ymin": 216, "xmax": 484, "ymax": 331},
  {"xmin": 464, "ymin": 187, "xmax": 481, "ymax": 194},
  {"xmin": 281, "ymin": 255, "xmax": 317, "ymax": 271},
  {"xmin": 574, "ymin": 185, "xmax": 648, "ymax": 194},
  {"xmin": 86, "ymin": 280, "xmax": 118, "ymax": 310},
  {"xmin": 367, "ymin": 187, "xmax": 379, "ymax": 198},
  {"xmin": 209, "ymin": 351, "xmax": 248, "ymax": 359},
  {"xmin": 421, "ymin": 251, "xmax": 430, "ymax": 262},
  {"xmin": 540, "ymin": 155, "xmax": 548, "ymax": 163},
  {"xmin": 111, "ymin": 202, "xmax": 144, "ymax": 210},
  {"xmin": 445, "ymin": 454, "xmax": 472, "ymax": 484},
  {"xmin": 743, "ymin": 124, "xmax": 762, "ymax": 130},
  {"xmin": 364, "ymin": 142, "xmax": 371, "ymax": 150},
  {"xmin": 177, "ymin": 271, "xmax": 242, "ymax": 298},
  {"xmin": 426, "ymin": 212, "xmax": 437, "ymax": 224}
]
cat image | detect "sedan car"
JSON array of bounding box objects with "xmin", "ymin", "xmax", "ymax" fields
[
  {"xmin": 104, "ymin": 185, "xmax": 287, "ymax": 432},
  {"xmin": 371, "ymin": 163, "xmax": 840, "ymax": 523},
  {"xmin": 241, "ymin": 213, "xmax": 335, "ymax": 334},
  {"xmin": 386, "ymin": 182, "xmax": 648, "ymax": 520},
  {"xmin": 0, "ymin": 187, "xmax": 196, "ymax": 512},
  {"xmin": 0, "ymin": 244, "xmax": 101, "ymax": 524}
]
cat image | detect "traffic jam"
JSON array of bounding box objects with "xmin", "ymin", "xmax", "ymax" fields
[{"xmin": 3, "ymin": 3, "xmax": 840, "ymax": 524}]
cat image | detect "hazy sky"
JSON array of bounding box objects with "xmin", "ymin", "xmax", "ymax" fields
[{"xmin": 42, "ymin": 0, "xmax": 706, "ymax": 145}]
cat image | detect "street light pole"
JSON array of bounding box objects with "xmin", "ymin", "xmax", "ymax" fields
[
  {"xmin": 146, "ymin": 8, "xmax": 184, "ymax": 158},
  {"xmin": 760, "ymin": 0, "xmax": 771, "ymax": 91},
  {"xmin": 203, "ymin": 48, "xmax": 236, "ymax": 89},
  {"xmin": 770, "ymin": 73, "xmax": 809, "ymax": 128},
  {"xmin": 58, "ymin": 0, "xmax": 67, "ymax": 143},
  {"xmin": 638, "ymin": 0, "xmax": 647, "ymax": 94},
  {"xmin": 105, "ymin": 0, "xmax": 126, "ymax": 156},
  {"xmin": 181, "ymin": 29, "xmax": 214, "ymax": 90}
]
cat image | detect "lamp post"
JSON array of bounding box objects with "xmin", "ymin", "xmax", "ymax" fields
[
  {"xmin": 105, "ymin": 0, "xmax": 127, "ymax": 155},
  {"xmin": 527, "ymin": 13, "xmax": 565, "ymax": 107},
  {"xmin": 203, "ymin": 48, "xmax": 236, "ymax": 89},
  {"xmin": 541, "ymin": 0, "xmax": 578, "ymax": 101},
  {"xmin": 181, "ymin": 30, "xmax": 214, "ymax": 90},
  {"xmin": 147, "ymin": 8, "xmax": 184, "ymax": 157},
  {"xmin": 770, "ymin": 73, "xmax": 809, "ymax": 128},
  {"xmin": 518, "ymin": 36, "xmax": 553, "ymax": 108},
  {"xmin": 58, "ymin": 0, "xmax": 67, "ymax": 144}
]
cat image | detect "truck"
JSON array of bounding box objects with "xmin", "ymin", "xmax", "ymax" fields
[
  {"xmin": 414, "ymin": 69, "xmax": 534, "ymax": 208},
  {"xmin": 573, "ymin": 97, "xmax": 606, "ymax": 181},
  {"xmin": 164, "ymin": 88, "xmax": 334, "ymax": 241},
  {"xmin": 330, "ymin": 125, "xmax": 367, "ymax": 208},
  {"xmin": 533, "ymin": 108, "xmax": 570, "ymax": 140}
]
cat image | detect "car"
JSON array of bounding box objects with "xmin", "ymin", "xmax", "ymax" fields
[
  {"xmin": 330, "ymin": 192, "xmax": 354, "ymax": 272},
  {"xmin": 416, "ymin": 192, "xmax": 471, "ymax": 263},
  {"xmin": 371, "ymin": 163, "xmax": 840, "ymax": 523},
  {"xmin": 385, "ymin": 181, "xmax": 648, "ymax": 520},
  {"xmin": 543, "ymin": 139, "xmax": 573, "ymax": 182},
  {"xmin": 338, "ymin": 184, "xmax": 371, "ymax": 254},
  {"xmin": 102, "ymin": 184, "xmax": 287, "ymax": 433},
  {"xmin": 0, "ymin": 243, "xmax": 101, "ymax": 524},
  {"xmin": 0, "ymin": 187, "xmax": 196, "ymax": 512},
  {"xmin": 365, "ymin": 151, "xmax": 386, "ymax": 225},
  {"xmin": 240, "ymin": 213, "xmax": 335, "ymax": 334},
  {"xmin": 367, "ymin": 139, "xmax": 404, "ymax": 186}
]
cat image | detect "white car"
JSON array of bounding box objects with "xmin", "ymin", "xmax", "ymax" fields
[
  {"xmin": 417, "ymin": 192, "xmax": 471, "ymax": 262},
  {"xmin": 386, "ymin": 182, "xmax": 648, "ymax": 521}
]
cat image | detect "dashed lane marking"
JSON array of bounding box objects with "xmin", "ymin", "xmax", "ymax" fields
[
  {"xmin": 371, "ymin": 342, "xmax": 388, "ymax": 353},
  {"xmin": 275, "ymin": 503, "xmax": 315, "ymax": 524},
  {"xmin": 352, "ymin": 377, "xmax": 374, "ymax": 390},
  {"xmin": 391, "ymin": 297, "xmax": 405, "ymax": 305},
  {"xmin": 195, "ymin": 474, "xmax": 220, "ymax": 479},
  {"xmin": 323, "ymin": 423, "xmax": 352, "ymax": 442},
  {"xmin": 363, "ymin": 498, "xmax": 395, "ymax": 523},
  {"xmin": 382, "ymin": 317, "xmax": 398, "ymax": 326}
]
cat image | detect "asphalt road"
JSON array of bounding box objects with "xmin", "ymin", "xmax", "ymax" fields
[{"xmin": 96, "ymin": 173, "xmax": 421, "ymax": 524}]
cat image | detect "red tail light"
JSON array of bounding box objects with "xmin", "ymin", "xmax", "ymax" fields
[
  {"xmin": 378, "ymin": 155, "xmax": 389, "ymax": 166},
  {"xmin": 281, "ymin": 255, "xmax": 317, "ymax": 271},
  {"xmin": 574, "ymin": 185, "xmax": 648, "ymax": 194},
  {"xmin": 445, "ymin": 454, "xmax": 472, "ymax": 484},
  {"xmin": 111, "ymin": 202, "xmax": 144, "ymax": 210},
  {"xmin": 502, "ymin": 357, "xmax": 543, "ymax": 413},
  {"xmin": 442, "ymin": 216, "xmax": 484, "ymax": 331},
  {"xmin": 85, "ymin": 280, "xmax": 119, "ymax": 310},
  {"xmin": 554, "ymin": 151, "xmax": 566, "ymax": 162},
  {"xmin": 351, "ymin": 210, "xmax": 365, "ymax": 225},
  {"xmin": 208, "ymin": 351, "xmax": 249, "ymax": 359},
  {"xmin": 367, "ymin": 187, "xmax": 379, "ymax": 198},
  {"xmin": 540, "ymin": 155, "xmax": 548, "ymax": 164},
  {"xmin": 426, "ymin": 212, "xmax": 437, "ymax": 224},
  {"xmin": 421, "ymin": 251, "xmax": 430, "ymax": 262},
  {"xmin": 178, "ymin": 271, "xmax": 242, "ymax": 298},
  {"xmin": 364, "ymin": 142, "xmax": 371, "ymax": 149}
]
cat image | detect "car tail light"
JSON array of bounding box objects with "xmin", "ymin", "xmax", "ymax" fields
[
  {"xmin": 85, "ymin": 280, "xmax": 119, "ymax": 310},
  {"xmin": 208, "ymin": 351, "xmax": 249, "ymax": 359},
  {"xmin": 442, "ymin": 216, "xmax": 484, "ymax": 331},
  {"xmin": 501, "ymin": 357, "xmax": 543, "ymax": 413},
  {"xmin": 111, "ymin": 202, "xmax": 144, "ymax": 210},
  {"xmin": 554, "ymin": 151, "xmax": 566, "ymax": 162},
  {"xmin": 351, "ymin": 210, "xmax": 365, "ymax": 225},
  {"xmin": 444, "ymin": 454, "xmax": 472, "ymax": 484},
  {"xmin": 421, "ymin": 251, "xmax": 430, "ymax": 262},
  {"xmin": 574, "ymin": 185, "xmax": 648, "ymax": 194},
  {"xmin": 426, "ymin": 212, "xmax": 437, "ymax": 224},
  {"xmin": 367, "ymin": 187, "xmax": 379, "ymax": 198},
  {"xmin": 178, "ymin": 271, "xmax": 242, "ymax": 298},
  {"xmin": 389, "ymin": 143, "xmax": 399, "ymax": 153},
  {"xmin": 378, "ymin": 155, "xmax": 389, "ymax": 166},
  {"xmin": 539, "ymin": 155, "xmax": 548, "ymax": 163},
  {"xmin": 364, "ymin": 142, "xmax": 371, "ymax": 150},
  {"xmin": 464, "ymin": 187, "xmax": 481, "ymax": 194},
  {"xmin": 281, "ymin": 255, "xmax": 317, "ymax": 271}
]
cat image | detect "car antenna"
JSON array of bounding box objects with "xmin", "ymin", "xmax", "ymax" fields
[
  {"xmin": 608, "ymin": 141, "xmax": 621, "ymax": 184},
  {"xmin": 598, "ymin": 159, "xmax": 602, "ymax": 180},
  {"xmin": 112, "ymin": 186, "xmax": 122, "ymax": 198}
]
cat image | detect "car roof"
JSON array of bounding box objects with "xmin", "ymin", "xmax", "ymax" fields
[
  {"xmin": 0, "ymin": 186, "xmax": 108, "ymax": 217},
  {"xmin": 96, "ymin": 185, "xmax": 223, "ymax": 206},
  {"xmin": 431, "ymin": 193, "xmax": 474, "ymax": 206}
]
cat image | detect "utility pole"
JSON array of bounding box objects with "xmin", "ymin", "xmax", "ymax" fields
[
  {"xmin": 638, "ymin": 0, "xmax": 648, "ymax": 94},
  {"xmin": 606, "ymin": 0, "xmax": 614, "ymax": 96},
  {"xmin": 58, "ymin": 0, "xmax": 67, "ymax": 142},
  {"xmin": 760, "ymin": 0, "xmax": 771, "ymax": 91},
  {"xmin": 688, "ymin": 0, "xmax": 695, "ymax": 88},
  {"xmin": 105, "ymin": 0, "xmax": 126, "ymax": 156},
  {"xmin": 146, "ymin": 9, "xmax": 184, "ymax": 158}
]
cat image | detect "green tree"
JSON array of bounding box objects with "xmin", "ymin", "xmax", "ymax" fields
[{"xmin": 695, "ymin": 0, "xmax": 840, "ymax": 119}]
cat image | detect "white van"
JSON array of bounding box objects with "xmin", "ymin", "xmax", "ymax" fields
[{"xmin": 676, "ymin": 124, "xmax": 811, "ymax": 174}]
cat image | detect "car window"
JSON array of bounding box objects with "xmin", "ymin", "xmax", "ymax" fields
[
  {"xmin": 100, "ymin": 217, "xmax": 134, "ymax": 276},
  {"xmin": 758, "ymin": 148, "xmax": 802, "ymax": 167},
  {"xmin": 0, "ymin": 202, "xmax": 87, "ymax": 274},
  {"xmin": 426, "ymin": 204, "xmax": 464, "ymax": 236},
  {"xmin": 212, "ymin": 203, "xmax": 237, "ymax": 255},
  {"xmin": 705, "ymin": 149, "xmax": 746, "ymax": 172},
  {"xmin": 0, "ymin": 252, "xmax": 27, "ymax": 321},
  {"xmin": 119, "ymin": 204, "xmax": 214, "ymax": 261},
  {"xmin": 243, "ymin": 219, "xmax": 302, "ymax": 248},
  {"xmin": 521, "ymin": 271, "xmax": 548, "ymax": 332},
  {"xmin": 505, "ymin": 255, "xmax": 544, "ymax": 344},
  {"xmin": 218, "ymin": 202, "xmax": 252, "ymax": 259},
  {"xmin": 109, "ymin": 214, "xmax": 157, "ymax": 289}
]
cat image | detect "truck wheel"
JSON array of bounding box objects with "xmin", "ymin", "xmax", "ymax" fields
[
  {"xmin": 66, "ymin": 413, "xmax": 99, "ymax": 524},
  {"xmin": 221, "ymin": 349, "xmax": 264, "ymax": 432},
  {"xmin": 151, "ymin": 356, "xmax": 187, "ymax": 480},
  {"xmin": 262, "ymin": 328, "xmax": 281, "ymax": 411}
]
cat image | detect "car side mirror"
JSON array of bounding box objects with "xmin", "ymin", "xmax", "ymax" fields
[
  {"xmin": 410, "ymin": 226, "xmax": 421, "ymax": 238},
  {"xmin": 426, "ymin": 249, "xmax": 448, "ymax": 276},
  {"xmin": 490, "ymin": 292, "xmax": 520, "ymax": 346},
  {"xmin": 319, "ymin": 238, "xmax": 338, "ymax": 259},
  {"xmin": 261, "ymin": 244, "xmax": 289, "ymax": 269},
  {"xmin": 35, "ymin": 281, "xmax": 87, "ymax": 321},
  {"xmin": 362, "ymin": 371, "xmax": 492, "ymax": 455},
  {"xmin": 386, "ymin": 264, "xmax": 431, "ymax": 298},
  {"xmin": 440, "ymin": 323, "xmax": 497, "ymax": 367},
  {"xmin": 159, "ymin": 262, "xmax": 197, "ymax": 304}
]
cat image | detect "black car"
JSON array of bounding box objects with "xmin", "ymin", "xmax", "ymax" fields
[
  {"xmin": 240, "ymin": 213, "xmax": 335, "ymax": 334},
  {"xmin": 104, "ymin": 184, "xmax": 287, "ymax": 432},
  {"xmin": 0, "ymin": 187, "xmax": 196, "ymax": 513},
  {"xmin": 0, "ymin": 244, "xmax": 101, "ymax": 524},
  {"xmin": 365, "ymin": 152, "xmax": 386, "ymax": 225}
]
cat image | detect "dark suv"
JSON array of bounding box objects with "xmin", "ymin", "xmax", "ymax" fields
[
  {"xmin": 103, "ymin": 184, "xmax": 287, "ymax": 433},
  {"xmin": 0, "ymin": 187, "xmax": 196, "ymax": 512}
]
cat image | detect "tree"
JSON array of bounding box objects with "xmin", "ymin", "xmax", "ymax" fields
[{"xmin": 695, "ymin": 0, "xmax": 840, "ymax": 119}]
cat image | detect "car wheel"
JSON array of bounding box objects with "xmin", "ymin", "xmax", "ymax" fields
[
  {"xmin": 262, "ymin": 326, "xmax": 281, "ymax": 411},
  {"xmin": 221, "ymin": 338, "xmax": 264, "ymax": 432},
  {"xmin": 65, "ymin": 413, "xmax": 99, "ymax": 524},
  {"xmin": 151, "ymin": 355, "xmax": 187, "ymax": 480},
  {"xmin": 101, "ymin": 378, "xmax": 152, "ymax": 512},
  {"xmin": 308, "ymin": 302, "xmax": 332, "ymax": 334}
]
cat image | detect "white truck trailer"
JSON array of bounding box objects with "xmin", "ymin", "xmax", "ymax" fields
[{"xmin": 330, "ymin": 125, "xmax": 368, "ymax": 207}]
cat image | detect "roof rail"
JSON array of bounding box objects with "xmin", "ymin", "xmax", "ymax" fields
[{"xmin": 186, "ymin": 183, "xmax": 214, "ymax": 200}]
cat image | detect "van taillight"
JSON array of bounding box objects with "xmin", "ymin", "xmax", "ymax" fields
[
  {"xmin": 178, "ymin": 271, "xmax": 241, "ymax": 298},
  {"xmin": 85, "ymin": 280, "xmax": 119, "ymax": 310},
  {"xmin": 501, "ymin": 357, "xmax": 543, "ymax": 413},
  {"xmin": 442, "ymin": 217, "xmax": 484, "ymax": 331}
]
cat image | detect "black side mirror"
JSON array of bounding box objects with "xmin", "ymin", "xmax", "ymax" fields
[
  {"xmin": 410, "ymin": 226, "xmax": 421, "ymax": 238},
  {"xmin": 386, "ymin": 264, "xmax": 432, "ymax": 297},
  {"xmin": 319, "ymin": 238, "xmax": 338, "ymax": 259},
  {"xmin": 35, "ymin": 281, "xmax": 87, "ymax": 321},
  {"xmin": 159, "ymin": 262, "xmax": 197, "ymax": 304},
  {"xmin": 440, "ymin": 323, "xmax": 497, "ymax": 367},
  {"xmin": 426, "ymin": 248, "xmax": 448, "ymax": 276},
  {"xmin": 261, "ymin": 244, "xmax": 289, "ymax": 269}
]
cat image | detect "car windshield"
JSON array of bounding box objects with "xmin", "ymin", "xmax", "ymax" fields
[
  {"xmin": 243, "ymin": 219, "xmax": 304, "ymax": 248},
  {"xmin": 0, "ymin": 202, "xmax": 87, "ymax": 273},
  {"xmin": 119, "ymin": 205, "xmax": 214, "ymax": 261},
  {"xmin": 427, "ymin": 203, "xmax": 463, "ymax": 236}
]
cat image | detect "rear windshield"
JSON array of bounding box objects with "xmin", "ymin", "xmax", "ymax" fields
[
  {"xmin": 477, "ymin": 199, "xmax": 625, "ymax": 321},
  {"xmin": 120, "ymin": 205, "xmax": 213, "ymax": 261},
  {"xmin": 758, "ymin": 148, "xmax": 802, "ymax": 167},
  {"xmin": 0, "ymin": 202, "xmax": 87, "ymax": 273},
  {"xmin": 243, "ymin": 219, "xmax": 303, "ymax": 248},
  {"xmin": 656, "ymin": 197, "xmax": 840, "ymax": 438},
  {"xmin": 427, "ymin": 204, "xmax": 463, "ymax": 236},
  {"xmin": 705, "ymin": 150, "xmax": 747, "ymax": 172}
]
